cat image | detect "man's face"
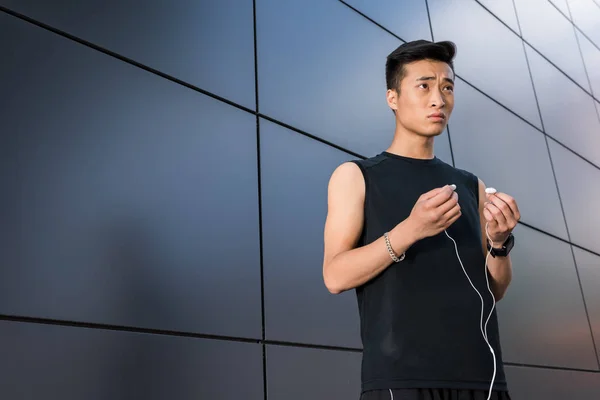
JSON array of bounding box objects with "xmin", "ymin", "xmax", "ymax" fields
[{"xmin": 387, "ymin": 59, "xmax": 455, "ymax": 137}]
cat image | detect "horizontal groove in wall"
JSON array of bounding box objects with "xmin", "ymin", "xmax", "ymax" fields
[
  {"xmin": 336, "ymin": 0, "xmax": 400, "ymax": 42},
  {"xmin": 257, "ymin": 113, "xmax": 365, "ymax": 159},
  {"xmin": 0, "ymin": 5, "xmax": 257, "ymax": 115},
  {"xmin": 518, "ymin": 221, "xmax": 600, "ymax": 258},
  {"xmin": 1, "ymin": 314, "xmax": 599, "ymax": 374},
  {"xmin": 0, "ymin": 7, "xmax": 599, "ymax": 257},
  {"xmin": 546, "ymin": 0, "xmax": 572, "ymax": 21},
  {"xmin": 0, "ymin": 314, "xmax": 263, "ymax": 344},
  {"xmin": 473, "ymin": 0, "xmax": 521, "ymax": 36},
  {"xmin": 503, "ymin": 361, "xmax": 600, "ymax": 374}
]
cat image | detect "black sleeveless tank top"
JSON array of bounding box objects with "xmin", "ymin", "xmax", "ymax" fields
[{"xmin": 352, "ymin": 151, "xmax": 508, "ymax": 393}]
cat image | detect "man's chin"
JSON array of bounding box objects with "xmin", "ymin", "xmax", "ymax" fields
[{"xmin": 421, "ymin": 127, "xmax": 446, "ymax": 137}]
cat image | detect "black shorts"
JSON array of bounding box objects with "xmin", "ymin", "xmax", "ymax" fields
[{"xmin": 360, "ymin": 388, "xmax": 512, "ymax": 400}]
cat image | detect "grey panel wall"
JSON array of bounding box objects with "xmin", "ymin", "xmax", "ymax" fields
[
  {"xmin": 428, "ymin": 0, "xmax": 543, "ymax": 129},
  {"xmin": 496, "ymin": 225, "xmax": 597, "ymax": 370},
  {"xmin": 266, "ymin": 345, "xmax": 362, "ymax": 398},
  {"xmin": 576, "ymin": 29, "xmax": 600, "ymax": 97},
  {"xmin": 256, "ymin": 0, "xmax": 401, "ymax": 157},
  {"xmin": 1, "ymin": 0, "xmax": 599, "ymax": 399},
  {"xmin": 574, "ymin": 248, "xmax": 600, "ymax": 362},
  {"xmin": 477, "ymin": 0, "xmax": 520, "ymax": 33},
  {"xmin": 260, "ymin": 119, "xmax": 361, "ymax": 348},
  {"xmin": 505, "ymin": 365, "xmax": 600, "ymax": 398},
  {"xmin": 514, "ymin": 0, "xmax": 591, "ymax": 91},
  {"xmin": 449, "ymin": 78, "xmax": 568, "ymax": 240},
  {"xmin": 0, "ymin": 0, "xmax": 256, "ymax": 109},
  {"xmin": 568, "ymin": 0, "xmax": 600, "ymax": 45},
  {"xmin": 525, "ymin": 43, "xmax": 600, "ymax": 167},
  {"xmin": 0, "ymin": 10, "xmax": 262, "ymax": 339},
  {"xmin": 341, "ymin": 0, "xmax": 432, "ymax": 41},
  {"xmin": 0, "ymin": 320, "xmax": 263, "ymax": 400}
]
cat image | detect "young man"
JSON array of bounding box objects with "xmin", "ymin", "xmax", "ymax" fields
[{"xmin": 322, "ymin": 40, "xmax": 520, "ymax": 400}]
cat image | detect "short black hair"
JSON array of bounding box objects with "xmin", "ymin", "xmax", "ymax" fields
[{"xmin": 386, "ymin": 39, "xmax": 457, "ymax": 91}]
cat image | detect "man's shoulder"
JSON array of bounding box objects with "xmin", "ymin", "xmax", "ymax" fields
[
  {"xmin": 351, "ymin": 153, "xmax": 388, "ymax": 172},
  {"xmin": 452, "ymin": 165, "xmax": 478, "ymax": 180}
]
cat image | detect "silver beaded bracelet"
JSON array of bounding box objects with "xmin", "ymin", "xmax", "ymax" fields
[{"xmin": 384, "ymin": 232, "xmax": 405, "ymax": 262}]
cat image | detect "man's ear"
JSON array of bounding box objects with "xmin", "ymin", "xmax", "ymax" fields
[{"xmin": 386, "ymin": 88, "xmax": 398, "ymax": 112}]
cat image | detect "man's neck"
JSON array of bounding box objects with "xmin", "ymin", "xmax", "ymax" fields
[{"xmin": 386, "ymin": 129, "xmax": 435, "ymax": 160}]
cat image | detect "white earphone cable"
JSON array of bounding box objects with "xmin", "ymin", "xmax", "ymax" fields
[{"xmin": 444, "ymin": 221, "xmax": 497, "ymax": 400}]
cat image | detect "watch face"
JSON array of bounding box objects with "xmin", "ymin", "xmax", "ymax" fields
[{"xmin": 505, "ymin": 234, "xmax": 514, "ymax": 252}]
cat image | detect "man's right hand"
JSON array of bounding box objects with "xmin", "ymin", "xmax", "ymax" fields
[{"xmin": 406, "ymin": 185, "xmax": 461, "ymax": 241}]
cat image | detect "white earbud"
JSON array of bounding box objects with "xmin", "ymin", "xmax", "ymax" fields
[{"xmin": 485, "ymin": 187, "xmax": 497, "ymax": 194}]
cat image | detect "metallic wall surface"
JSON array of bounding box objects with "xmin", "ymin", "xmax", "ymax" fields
[{"xmin": 1, "ymin": 0, "xmax": 599, "ymax": 398}]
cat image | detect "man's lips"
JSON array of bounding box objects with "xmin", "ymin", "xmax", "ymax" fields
[{"xmin": 428, "ymin": 112, "xmax": 445, "ymax": 119}]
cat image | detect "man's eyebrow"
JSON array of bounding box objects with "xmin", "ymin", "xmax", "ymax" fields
[{"xmin": 416, "ymin": 76, "xmax": 454, "ymax": 84}]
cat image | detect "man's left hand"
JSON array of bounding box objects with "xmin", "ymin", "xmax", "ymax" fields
[{"xmin": 483, "ymin": 191, "xmax": 521, "ymax": 246}]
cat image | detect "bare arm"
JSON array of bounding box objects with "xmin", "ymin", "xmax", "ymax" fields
[
  {"xmin": 478, "ymin": 178, "xmax": 516, "ymax": 301},
  {"xmin": 322, "ymin": 162, "xmax": 419, "ymax": 294}
]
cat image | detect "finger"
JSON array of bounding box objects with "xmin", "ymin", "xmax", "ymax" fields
[
  {"xmin": 492, "ymin": 192, "xmax": 521, "ymax": 221},
  {"xmin": 482, "ymin": 207, "xmax": 494, "ymax": 222},
  {"xmin": 444, "ymin": 205, "xmax": 462, "ymax": 227},
  {"xmin": 429, "ymin": 193, "xmax": 459, "ymax": 225},
  {"xmin": 435, "ymin": 191, "xmax": 459, "ymax": 216},
  {"xmin": 487, "ymin": 195, "xmax": 516, "ymax": 226},
  {"xmin": 427, "ymin": 185, "xmax": 455, "ymax": 207},
  {"xmin": 442, "ymin": 201, "xmax": 461, "ymax": 223},
  {"xmin": 422, "ymin": 186, "xmax": 448, "ymax": 200},
  {"xmin": 485, "ymin": 202, "xmax": 508, "ymax": 229}
]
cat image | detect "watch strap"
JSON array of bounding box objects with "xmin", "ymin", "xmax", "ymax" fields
[{"xmin": 487, "ymin": 233, "xmax": 514, "ymax": 257}]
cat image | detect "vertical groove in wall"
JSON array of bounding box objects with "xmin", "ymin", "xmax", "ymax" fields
[
  {"xmin": 473, "ymin": 0, "xmax": 521, "ymax": 37},
  {"xmin": 252, "ymin": 0, "xmax": 269, "ymax": 397},
  {"xmin": 569, "ymin": 13, "xmax": 600, "ymax": 136},
  {"xmin": 252, "ymin": 0, "xmax": 264, "ymax": 343},
  {"xmin": 423, "ymin": 0, "xmax": 456, "ymax": 167},
  {"xmin": 563, "ymin": 0, "xmax": 575, "ymax": 20},
  {"xmin": 569, "ymin": 245, "xmax": 600, "ymax": 370},
  {"xmin": 512, "ymin": 0, "xmax": 523, "ymax": 36},
  {"xmin": 423, "ymin": 0, "xmax": 435, "ymax": 42},
  {"xmin": 550, "ymin": 0, "xmax": 600, "ymax": 57},
  {"xmin": 547, "ymin": 0, "xmax": 571, "ymax": 21},
  {"xmin": 562, "ymin": 0, "xmax": 600, "ymax": 123},
  {"xmin": 570, "ymin": 21, "xmax": 595, "ymax": 100},
  {"xmin": 445, "ymin": 125, "xmax": 456, "ymax": 167},
  {"xmin": 513, "ymin": 2, "xmax": 545, "ymax": 134},
  {"xmin": 257, "ymin": 115, "xmax": 268, "ymax": 399}
]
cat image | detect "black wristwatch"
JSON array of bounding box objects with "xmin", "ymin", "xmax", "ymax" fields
[{"xmin": 487, "ymin": 233, "xmax": 515, "ymax": 258}]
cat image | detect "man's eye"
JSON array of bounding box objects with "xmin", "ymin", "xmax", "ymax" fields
[{"xmin": 419, "ymin": 83, "xmax": 428, "ymax": 89}]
